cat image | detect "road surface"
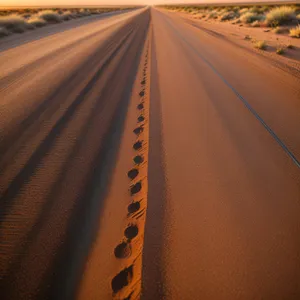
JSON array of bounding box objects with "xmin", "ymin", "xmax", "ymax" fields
[{"xmin": 0, "ymin": 7, "xmax": 300, "ymax": 300}]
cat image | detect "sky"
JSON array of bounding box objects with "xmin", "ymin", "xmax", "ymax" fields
[{"xmin": 0, "ymin": 0, "xmax": 283, "ymax": 7}]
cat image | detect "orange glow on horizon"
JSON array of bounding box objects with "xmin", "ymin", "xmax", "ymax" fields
[{"xmin": 0, "ymin": 0, "xmax": 280, "ymax": 7}]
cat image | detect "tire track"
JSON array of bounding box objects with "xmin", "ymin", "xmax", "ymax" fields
[
  {"xmin": 0, "ymin": 27, "xmax": 135, "ymax": 218},
  {"xmin": 0, "ymin": 19, "xmax": 137, "ymax": 178},
  {"xmin": 0, "ymin": 27, "xmax": 136, "ymax": 278}
]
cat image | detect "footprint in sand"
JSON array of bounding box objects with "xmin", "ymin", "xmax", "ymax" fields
[
  {"xmin": 133, "ymin": 155, "xmax": 143, "ymax": 165},
  {"xmin": 133, "ymin": 141, "xmax": 143, "ymax": 150},
  {"xmin": 124, "ymin": 224, "xmax": 139, "ymax": 240},
  {"xmin": 127, "ymin": 168, "xmax": 139, "ymax": 180},
  {"xmin": 133, "ymin": 126, "xmax": 144, "ymax": 135},
  {"xmin": 114, "ymin": 241, "xmax": 131, "ymax": 259},
  {"xmin": 130, "ymin": 181, "xmax": 142, "ymax": 195},
  {"xmin": 128, "ymin": 201, "xmax": 140, "ymax": 214},
  {"xmin": 124, "ymin": 292, "xmax": 134, "ymax": 300},
  {"xmin": 137, "ymin": 115, "xmax": 145, "ymax": 123},
  {"xmin": 111, "ymin": 266, "xmax": 133, "ymax": 293},
  {"xmin": 137, "ymin": 103, "xmax": 144, "ymax": 110}
]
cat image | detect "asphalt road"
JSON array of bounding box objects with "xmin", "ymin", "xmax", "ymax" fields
[{"xmin": 0, "ymin": 7, "xmax": 300, "ymax": 300}]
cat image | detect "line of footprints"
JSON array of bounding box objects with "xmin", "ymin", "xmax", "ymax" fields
[{"xmin": 111, "ymin": 46, "xmax": 149, "ymax": 299}]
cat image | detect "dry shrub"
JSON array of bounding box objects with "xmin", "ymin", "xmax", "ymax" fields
[
  {"xmin": 61, "ymin": 11, "xmax": 75, "ymax": 21},
  {"xmin": 220, "ymin": 11, "xmax": 238, "ymax": 21},
  {"xmin": 240, "ymin": 12, "xmax": 265, "ymax": 24},
  {"xmin": 208, "ymin": 11, "xmax": 218, "ymax": 19},
  {"xmin": 239, "ymin": 8, "xmax": 249, "ymax": 15},
  {"xmin": 254, "ymin": 40, "xmax": 267, "ymax": 50},
  {"xmin": 0, "ymin": 26, "xmax": 10, "ymax": 37},
  {"xmin": 276, "ymin": 46, "xmax": 285, "ymax": 55},
  {"xmin": 79, "ymin": 9, "xmax": 91, "ymax": 16},
  {"xmin": 289, "ymin": 25, "xmax": 300, "ymax": 38},
  {"xmin": 251, "ymin": 20, "xmax": 262, "ymax": 27},
  {"xmin": 27, "ymin": 17, "xmax": 47, "ymax": 27},
  {"xmin": 37, "ymin": 10, "xmax": 62, "ymax": 23},
  {"xmin": 0, "ymin": 14, "xmax": 27, "ymax": 30},
  {"xmin": 266, "ymin": 6, "xmax": 296, "ymax": 26}
]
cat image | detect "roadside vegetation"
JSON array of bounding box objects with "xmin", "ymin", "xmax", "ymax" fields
[
  {"xmin": 164, "ymin": 3, "xmax": 300, "ymax": 38},
  {"xmin": 290, "ymin": 24, "xmax": 300, "ymax": 37},
  {"xmin": 253, "ymin": 40, "xmax": 267, "ymax": 50},
  {"xmin": 164, "ymin": 3, "xmax": 300, "ymax": 59},
  {"xmin": 276, "ymin": 46, "xmax": 285, "ymax": 54},
  {"xmin": 0, "ymin": 7, "xmax": 132, "ymax": 38}
]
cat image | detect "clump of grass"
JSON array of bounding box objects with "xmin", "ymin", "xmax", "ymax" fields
[
  {"xmin": 194, "ymin": 13, "xmax": 206, "ymax": 20},
  {"xmin": 22, "ymin": 13, "xmax": 31, "ymax": 19},
  {"xmin": 240, "ymin": 12, "xmax": 265, "ymax": 24},
  {"xmin": 220, "ymin": 11, "xmax": 238, "ymax": 21},
  {"xmin": 232, "ymin": 6, "xmax": 241, "ymax": 13},
  {"xmin": 90, "ymin": 9, "xmax": 102, "ymax": 15},
  {"xmin": 190, "ymin": 10, "xmax": 199, "ymax": 15},
  {"xmin": 289, "ymin": 25, "xmax": 300, "ymax": 38},
  {"xmin": 0, "ymin": 26, "xmax": 10, "ymax": 37},
  {"xmin": 27, "ymin": 16, "xmax": 47, "ymax": 27},
  {"xmin": 231, "ymin": 19, "xmax": 240, "ymax": 24},
  {"xmin": 249, "ymin": 6, "xmax": 262, "ymax": 14},
  {"xmin": 11, "ymin": 26, "xmax": 26, "ymax": 33},
  {"xmin": 37, "ymin": 10, "xmax": 62, "ymax": 23},
  {"xmin": 254, "ymin": 40, "xmax": 267, "ymax": 50},
  {"xmin": 266, "ymin": 6, "xmax": 296, "ymax": 26},
  {"xmin": 251, "ymin": 20, "xmax": 262, "ymax": 27},
  {"xmin": 260, "ymin": 6, "xmax": 270, "ymax": 13},
  {"xmin": 208, "ymin": 11, "xmax": 218, "ymax": 19},
  {"xmin": 0, "ymin": 14, "xmax": 27, "ymax": 31},
  {"xmin": 286, "ymin": 43, "xmax": 294, "ymax": 49},
  {"xmin": 273, "ymin": 26, "xmax": 282, "ymax": 33},
  {"xmin": 25, "ymin": 22, "xmax": 35, "ymax": 30},
  {"xmin": 276, "ymin": 46, "xmax": 285, "ymax": 55},
  {"xmin": 61, "ymin": 11, "xmax": 75, "ymax": 21},
  {"xmin": 79, "ymin": 8, "xmax": 91, "ymax": 17},
  {"xmin": 239, "ymin": 8, "xmax": 249, "ymax": 15}
]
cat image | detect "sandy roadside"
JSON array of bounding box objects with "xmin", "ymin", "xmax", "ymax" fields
[
  {"xmin": 167, "ymin": 9, "xmax": 300, "ymax": 74},
  {"xmin": 0, "ymin": 9, "xmax": 132, "ymax": 52}
]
